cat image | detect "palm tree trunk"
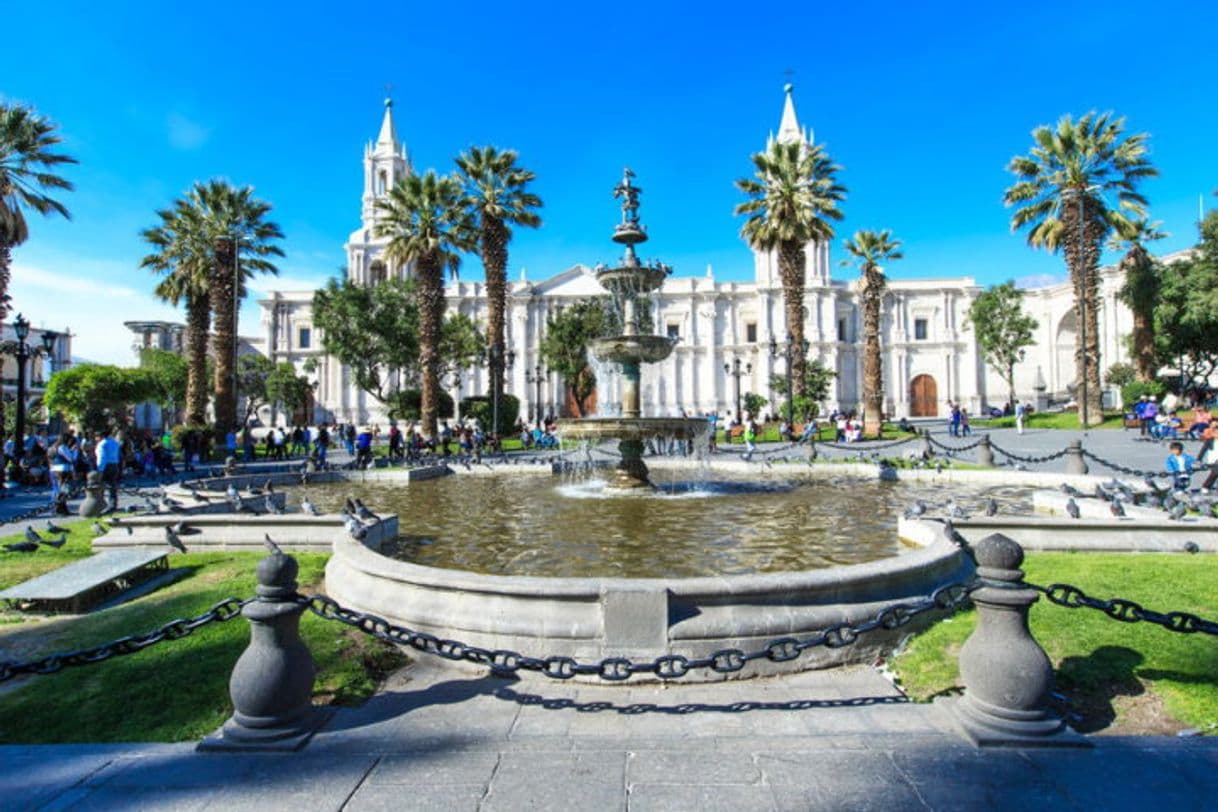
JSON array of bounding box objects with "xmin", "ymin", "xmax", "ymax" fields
[
  {"xmin": 482, "ymin": 219, "xmax": 509, "ymax": 433},
  {"xmin": 1131, "ymin": 308, "xmax": 1156, "ymax": 382},
  {"xmin": 210, "ymin": 238, "xmax": 237, "ymax": 445},
  {"xmin": 777, "ymin": 241, "xmax": 807, "ymax": 398},
  {"xmin": 417, "ymin": 255, "xmax": 445, "ymax": 439},
  {"xmin": 0, "ymin": 243, "xmax": 10, "ymax": 435},
  {"xmin": 861, "ymin": 268, "xmax": 884, "ymax": 437},
  {"xmin": 184, "ymin": 291, "xmax": 211, "ymax": 426},
  {"xmin": 1081, "ymin": 223, "xmax": 1104, "ymax": 426},
  {"xmin": 1065, "ymin": 207, "xmax": 1104, "ymax": 427}
]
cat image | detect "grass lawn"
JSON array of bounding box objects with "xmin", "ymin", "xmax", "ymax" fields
[
  {"xmin": 0, "ymin": 518, "xmax": 405, "ymax": 743},
  {"xmin": 972, "ymin": 411, "xmax": 1127, "ymax": 431},
  {"xmin": 722, "ymin": 422, "xmax": 917, "ymax": 444},
  {"xmin": 892, "ymin": 552, "xmax": 1218, "ymax": 734}
]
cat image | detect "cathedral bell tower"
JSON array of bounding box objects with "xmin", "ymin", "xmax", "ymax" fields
[{"xmin": 347, "ymin": 98, "xmax": 412, "ymax": 285}]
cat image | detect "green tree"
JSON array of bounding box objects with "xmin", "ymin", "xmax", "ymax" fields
[
  {"xmin": 236, "ymin": 353, "xmax": 276, "ymax": 424},
  {"xmin": 440, "ymin": 312, "xmax": 487, "ymax": 390},
  {"xmin": 1004, "ymin": 112, "xmax": 1156, "ymax": 425},
  {"xmin": 1104, "ymin": 362, "xmax": 1137, "ymax": 390},
  {"xmin": 44, "ymin": 364, "xmax": 157, "ymax": 434},
  {"xmin": 966, "ymin": 281, "xmax": 1039, "ymax": 410},
  {"xmin": 842, "ymin": 229, "xmax": 902, "ymax": 436},
  {"xmin": 141, "ymin": 181, "xmax": 283, "ymax": 438},
  {"xmin": 1153, "ymin": 212, "xmax": 1218, "ymax": 390},
  {"xmin": 743, "ymin": 392, "xmax": 769, "ymax": 422},
  {"xmin": 375, "ymin": 171, "xmax": 475, "ymax": 438},
  {"xmin": 312, "ymin": 276, "xmax": 420, "ymax": 410},
  {"xmin": 139, "ymin": 347, "xmax": 188, "ymax": 426},
  {"xmin": 456, "ymin": 146, "xmax": 541, "ymax": 428},
  {"xmin": 539, "ymin": 297, "xmax": 614, "ymax": 418},
  {"xmin": 0, "ymin": 103, "xmax": 76, "ymax": 435},
  {"xmin": 735, "ymin": 139, "xmax": 845, "ymax": 400},
  {"xmin": 1112, "ymin": 219, "xmax": 1167, "ymax": 382},
  {"xmin": 770, "ymin": 357, "xmax": 835, "ymax": 422},
  {"xmin": 265, "ymin": 361, "xmax": 313, "ymax": 421}
]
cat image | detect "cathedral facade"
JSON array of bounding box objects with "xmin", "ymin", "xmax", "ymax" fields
[{"xmin": 254, "ymin": 90, "xmax": 1137, "ymax": 427}]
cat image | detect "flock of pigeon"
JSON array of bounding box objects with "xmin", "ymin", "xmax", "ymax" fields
[{"xmin": 1058, "ymin": 477, "xmax": 1218, "ymax": 522}]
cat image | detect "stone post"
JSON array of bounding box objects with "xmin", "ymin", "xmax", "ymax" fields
[
  {"xmin": 976, "ymin": 435, "xmax": 995, "ymax": 468},
  {"xmin": 1064, "ymin": 440, "xmax": 1088, "ymax": 475},
  {"xmin": 199, "ymin": 550, "xmax": 328, "ymax": 751},
  {"xmin": 948, "ymin": 533, "xmax": 1087, "ymax": 747},
  {"xmin": 919, "ymin": 429, "xmax": 934, "ymax": 459},
  {"xmin": 78, "ymin": 471, "xmax": 105, "ymax": 517}
]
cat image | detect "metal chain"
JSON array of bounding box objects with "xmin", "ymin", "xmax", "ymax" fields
[
  {"xmin": 1079, "ymin": 450, "xmax": 1162, "ymax": 479},
  {"xmin": 987, "ymin": 441, "xmax": 1069, "ymax": 465},
  {"xmin": 0, "ymin": 503, "xmax": 55, "ymax": 528},
  {"xmin": 0, "ymin": 597, "xmax": 250, "ymax": 683},
  {"xmin": 928, "ymin": 436, "xmax": 984, "ymax": 453},
  {"xmin": 302, "ymin": 582, "xmax": 974, "ymax": 681},
  {"xmin": 1030, "ymin": 582, "xmax": 1218, "ymax": 635},
  {"xmin": 818, "ymin": 436, "xmax": 917, "ymax": 452}
]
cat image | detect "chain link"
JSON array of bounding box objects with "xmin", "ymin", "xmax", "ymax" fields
[
  {"xmin": 817, "ymin": 436, "xmax": 917, "ymax": 452},
  {"xmin": 1079, "ymin": 450, "xmax": 1162, "ymax": 479},
  {"xmin": 0, "ymin": 597, "xmax": 250, "ymax": 683},
  {"xmin": 987, "ymin": 441, "xmax": 1069, "ymax": 465},
  {"xmin": 1031, "ymin": 582, "xmax": 1218, "ymax": 635},
  {"xmin": 927, "ymin": 436, "xmax": 984, "ymax": 453},
  {"xmin": 303, "ymin": 582, "xmax": 974, "ymax": 681}
]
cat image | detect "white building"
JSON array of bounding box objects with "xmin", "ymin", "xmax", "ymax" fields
[{"xmin": 254, "ymin": 89, "xmax": 1139, "ymax": 427}]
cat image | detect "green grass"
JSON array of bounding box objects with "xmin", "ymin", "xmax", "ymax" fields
[
  {"xmin": 0, "ymin": 521, "xmax": 406, "ymax": 743},
  {"xmin": 971, "ymin": 411, "xmax": 1127, "ymax": 431},
  {"xmin": 721, "ymin": 422, "xmax": 917, "ymax": 444},
  {"xmin": 893, "ymin": 552, "xmax": 1218, "ymax": 732}
]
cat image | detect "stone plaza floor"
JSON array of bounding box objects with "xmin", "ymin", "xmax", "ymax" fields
[{"xmin": 1, "ymin": 427, "xmax": 1215, "ymax": 810}]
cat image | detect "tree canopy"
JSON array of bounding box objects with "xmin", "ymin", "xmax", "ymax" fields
[
  {"xmin": 966, "ymin": 281, "xmax": 1039, "ymax": 409},
  {"xmin": 1152, "ymin": 211, "xmax": 1218, "ymax": 390},
  {"xmin": 44, "ymin": 364, "xmax": 157, "ymax": 434},
  {"xmin": 539, "ymin": 297, "xmax": 615, "ymax": 418}
]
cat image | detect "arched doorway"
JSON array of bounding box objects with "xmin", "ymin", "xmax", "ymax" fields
[{"xmin": 910, "ymin": 374, "xmax": 938, "ymax": 417}]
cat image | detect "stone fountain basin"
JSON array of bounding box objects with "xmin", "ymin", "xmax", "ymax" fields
[
  {"xmin": 595, "ymin": 265, "xmax": 668, "ymax": 294},
  {"xmin": 559, "ymin": 416, "xmax": 708, "ymax": 443},
  {"xmin": 324, "ymin": 527, "xmax": 971, "ymax": 682},
  {"xmin": 589, "ymin": 335, "xmax": 676, "ymax": 365}
]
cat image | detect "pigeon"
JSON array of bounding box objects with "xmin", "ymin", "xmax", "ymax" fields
[
  {"xmin": 346, "ymin": 516, "xmax": 369, "ymax": 541},
  {"xmin": 46, "ymin": 520, "xmax": 69, "ymax": 535},
  {"xmin": 1093, "ymin": 485, "xmax": 1111, "ymax": 502},
  {"xmin": 226, "ymin": 483, "xmax": 239, "ymax": 502},
  {"xmin": 344, "ymin": 496, "xmax": 359, "ymax": 515},
  {"xmin": 903, "ymin": 500, "xmax": 928, "ymax": 520},
  {"xmin": 300, "ymin": 497, "xmax": 321, "ymax": 516},
  {"xmin": 300, "ymin": 470, "xmax": 311, "ymax": 486},
  {"xmin": 264, "ymin": 533, "xmax": 283, "ymax": 555},
  {"xmin": 265, "ymin": 494, "xmax": 285, "ymax": 516},
  {"xmin": 1065, "ymin": 498, "xmax": 1081, "ymax": 519},
  {"xmin": 24, "ymin": 526, "xmax": 45, "ymax": 544},
  {"xmin": 985, "ymin": 499, "xmax": 999, "ymax": 517},
  {"xmin": 1110, "ymin": 499, "xmax": 1126, "ymax": 518},
  {"xmin": 1183, "ymin": 541, "xmax": 1200, "ymax": 554},
  {"xmin": 170, "ymin": 521, "xmax": 201, "ymax": 536},
  {"xmin": 39, "ymin": 535, "xmax": 67, "ymax": 548},
  {"xmin": 3, "ymin": 541, "xmax": 38, "ymax": 552},
  {"xmin": 949, "ymin": 503, "xmax": 969, "ymax": 520},
  {"xmin": 1059, "ymin": 483, "xmax": 1082, "ymax": 497},
  {"xmin": 353, "ymin": 498, "xmax": 378, "ymax": 523},
  {"xmin": 91, "ymin": 522, "xmax": 109, "ymax": 535},
  {"xmin": 160, "ymin": 496, "xmax": 185, "ymax": 513},
  {"xmin": 164, "ymin": 526, "xmax": 187, "ymax": 553},
  {"xmin": 1168, "ymin": 501, "xmax": 1188, "ymax": 521}
]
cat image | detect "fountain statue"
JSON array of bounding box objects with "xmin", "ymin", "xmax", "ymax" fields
[{"xmin": 560, "ymin": 169, "xmax": 706, "ymax": 489}]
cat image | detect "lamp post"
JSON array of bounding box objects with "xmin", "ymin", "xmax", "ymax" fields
[
  {"xmin": 486, "ymin": 344, "xmax": 516, "ymax": 437},
  {"xmin": 525, "ymin": 364, "xmax": 545, "ymax": 424},
  {"xmin": 769, "ymin": 334, "xmax": 809, "ymax": 427},
  {"xmin": 9, "ymin": 314, "xmax": 56, "ymax": 460},
  {"xmin": 40, "ymin": 330, "xmax": 58, "ymax": 435},
  {"xmin": 724, "ymin": 357, "xmax": 751, "ymax": 424}
]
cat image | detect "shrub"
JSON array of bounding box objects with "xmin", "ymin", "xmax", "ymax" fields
[{"xmin": 459, "ymin": 394, "xmax": 520, "ymax": 435}]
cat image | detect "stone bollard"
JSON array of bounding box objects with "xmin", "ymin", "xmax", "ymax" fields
[
  {"xmin": 199, "ymin": 549, "xmax": 328, "ymax": 752},
  {"xmin": 78, "ymin": 471, "xmax": 105, "ymax": 517},
  {"xmin": 948, "ymin": 533, "xmax": 1087, "ymax": 747},
  {"xmin": 1064, "ymin": 440, "xmax": 1088, "ymax": 475},
  {"xmin": 977, "ymin": 435, "xmax": 995, "ymax": 468},
  {"xmin": 919, "ymin": 429, "xmax": 934, "ymax": 459}
]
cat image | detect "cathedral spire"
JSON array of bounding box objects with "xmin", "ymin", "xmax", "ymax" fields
[
  {"xmin": 375, "ymin": 97, "xmax": 399, "ymax": 152},
  {"xmin": 777, "ymin": 83, "xmax": 804, "ymax": 145}
]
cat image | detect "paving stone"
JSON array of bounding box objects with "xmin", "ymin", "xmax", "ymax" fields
[
  {"xmin": 758, "ymin": 749, "xmax": 924, "ymax": 811},
  {"xmin": 342, "ymin": 783, "xmax": 487, "ymax": 812},
  {"xmin": 627, "ymin": 750, "xmax": 761, "ymax": 785},
  {"xmin": 1024, "ymin": 746, "xmax": 1215, "ymax": 810},
  {"xmin": 44, "ymin": 787, "xmax": 211, "ymax": 811},
  {"xmin": 629, "ymin": 782, "xmax": 777, "ymax": 811},
  {"xmin": 365, "ymin": 751, "xmax": 499, "ymax": 785}
]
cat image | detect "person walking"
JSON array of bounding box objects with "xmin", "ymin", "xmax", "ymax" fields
[
  {"xmin": 95, "ymin": 428, "xmax": 122, "ymax": 512},
  {"xmin": 1014, "ymin": 400, "xmax": 1025, "ymax": 435},
  {"xmin": 743, "ymin": 418, "xmax": 757, "ymax": 462}
]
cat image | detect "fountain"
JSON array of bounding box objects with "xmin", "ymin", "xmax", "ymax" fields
[{"xmin": 559, "ymin": 169, "xmax": 706, "ymax": 489}]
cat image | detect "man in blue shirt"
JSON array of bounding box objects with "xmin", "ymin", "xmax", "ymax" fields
[
  {"xmin": 1165, "ymin": 441, "xmax": 1195, "ymax": 490},
  {"xmin": 95, "ymin": 429, "xmax": 122, "ymax": 511}
]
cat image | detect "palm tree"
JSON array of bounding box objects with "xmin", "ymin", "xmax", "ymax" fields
[
  {"xmin": 376, "ymin": 171, "xmax": 475, "ymax": 439},
  {"xmin": 1111, "ymin": 219, "xmax": 1167, "ymax": 382},
  {"xmin": 735, "ymin": 140, "xmax": 845, "ymax": 399},
  {"xmin": 455, "ymin": 146, "xmax": 542, "ymax": 433},
  {"xmin": 842, "ymin": 230, "xmax": 903, "ymax": 437},
  {"xmin": 141, "ymin": 181, "xmax": 283, "ymax": 440},
  {"xmin": 1004, "ymin": 112, "xmax": 1156, "ymax": 425},
  {"xmin": 0, "ymin": 103, "xmax": 76, "ymax": 433}
]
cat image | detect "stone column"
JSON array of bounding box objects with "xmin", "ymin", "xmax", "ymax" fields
[
  {"xmin": 1064, "ymin": 440, "xmax": 1088, "ymax": 475},
  {"xmin": 200, "ymin": 550, "xmax": 328, "ymax": 751},
  {"xmin": 949, "ymin": 533, "xmax": 1087, "ymax": 747},
  {"xmin": 977, "ymin": 435, "xmax": 995, "ymax": 468}
]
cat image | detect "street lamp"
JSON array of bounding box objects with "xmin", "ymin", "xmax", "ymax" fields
[
  {"xmin": 525, "ymin": 364, "xmax": 545, "ymax": 424},
  {"xmin": 769, "ymin": 334, "xmax": 810, "ymax": 427},
  {"xmin": 485, "ymin": 344, "xmax": 516, "ymax": 437},
  {"xmin": 9, "ymin": 314, "xmax": 56, "ymax": 462},
  {"xmin": 723, "ymin": 357, "xmax": 752, "ymax": 424}
]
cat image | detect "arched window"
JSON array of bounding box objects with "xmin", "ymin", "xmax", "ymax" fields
[{"xmin": 369, "ymin": 260, "xmax": 387, "ymax": 285}]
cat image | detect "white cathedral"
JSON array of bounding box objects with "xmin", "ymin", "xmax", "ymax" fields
[{"xmin": 251, "ymin": 88, "xmax": 1140, "ymax": 427}]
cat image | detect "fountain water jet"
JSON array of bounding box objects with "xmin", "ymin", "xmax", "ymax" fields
[{"xmin": 560, "ymin": 169, "xmax": 705, "ymax": 489}]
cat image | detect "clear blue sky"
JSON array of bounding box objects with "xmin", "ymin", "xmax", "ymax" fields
[{"xmin": 3, "ymin": 0, "xmax": 1215, "ymax": 364}]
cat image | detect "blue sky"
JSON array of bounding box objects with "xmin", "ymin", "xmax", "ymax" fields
[{"xmin": 3, "ymin": 0, "xmax": 1215, "ymax": 364}]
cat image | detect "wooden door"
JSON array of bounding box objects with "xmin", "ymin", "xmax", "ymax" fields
[{"xmin": 910, "ymin": 375, "xmax": 938, "ymax": 417}]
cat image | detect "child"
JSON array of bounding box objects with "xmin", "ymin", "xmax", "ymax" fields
[{"xmin": 1165, "ymin": 441, "xmax": 1195, "ymax": 490}]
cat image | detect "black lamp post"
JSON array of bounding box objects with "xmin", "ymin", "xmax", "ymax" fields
[
  {"xmin": 724, "ymin": 357, "xmax": 751, "ymax": 423},
  {"xmin": 486, "ymin": 344, "xmax": 516, "ymax": 436},
  {"xmin": 10, "ymin": 314, "xmax": 56, "ymax": 460},
  {"xmin": 525, "ymin": 364, "xmax": 545, "ymax": 424},
  {"xmin": 769, "ymin": 334, "xmax": 810, "ymax": 427}
]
